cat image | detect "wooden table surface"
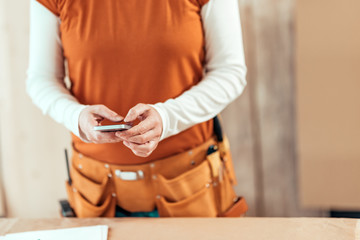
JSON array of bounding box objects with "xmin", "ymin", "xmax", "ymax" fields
[{"xmin": 0, "ymin": 218, "xmax": 358, "ymax": 240}]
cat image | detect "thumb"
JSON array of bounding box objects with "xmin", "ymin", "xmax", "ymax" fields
[
  {"xmin": 124, "ymin": 103, "xmax": 149, "ymax": 122},
  {"xmin": 93, "ymin": 105, "xmax": 123, "ymax": 122}
]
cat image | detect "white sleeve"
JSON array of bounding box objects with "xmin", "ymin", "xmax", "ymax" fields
[
  {"xmin": 27, "ymin": 0, "xmax": 87, "ymax": 139},
  {"xmin": 152, "ymin": 0, "xmax": 247, "ymax": 141}
]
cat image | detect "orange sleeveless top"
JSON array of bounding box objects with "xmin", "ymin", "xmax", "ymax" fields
[{"xmin": 37, "ymin": 0, "xmax": 213, "ymax": 164}]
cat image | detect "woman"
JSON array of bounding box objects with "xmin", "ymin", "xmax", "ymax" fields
[{"xmin": 27, "ymin": 0, "xmax": 247, "ymax": 217}]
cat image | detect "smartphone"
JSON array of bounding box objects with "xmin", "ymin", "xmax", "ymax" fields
[{"xmin": 94, "ymin": 124, "xmax": 132, "ymax": 132}]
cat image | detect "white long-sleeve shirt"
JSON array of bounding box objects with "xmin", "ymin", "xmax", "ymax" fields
[{"xmin": 27, "ymin": 0, "xmax": 247, "ymax": 141}]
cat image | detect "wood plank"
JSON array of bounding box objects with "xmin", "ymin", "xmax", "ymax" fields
[
  {"xmin": 250, "ymin": 0, "xmax": 299, "ymax": 217},
  {"xmin": 237, "ymin": 0, "xmax": 324, "ymax": 216},
  {"xmin": 221, "ymin": 1, "xmax": 258, "ymax": 217},
  {"xmin": 1, "ymin": 218, "xmax": 357, "ymax": 240}
]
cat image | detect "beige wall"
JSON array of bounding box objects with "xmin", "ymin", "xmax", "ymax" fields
[
  {"xmin": 297, "ymin": 0, "xmax": 360, "ymax": 209},
  {"xmin": 0, "ymin": 0, "xmax": 6, "ymax": 217},
  {"xmin": 0, "ymin": 0, "xmax": 326, "ymax": 217},
  {"xmin": 0, "ymin": 0, "xmax": 71, "ymax": 217}
]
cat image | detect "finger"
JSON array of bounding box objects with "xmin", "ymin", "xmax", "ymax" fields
[
  {"xmin": 123, "ymin": 141, "xmax": 156, "ymax": 157},
  {"xmin": 116, "ymin": 118, "xmax": 154, "ymax": 138},
  {"xmin": 126, "ymin": 141, "xmax": 157, "ymax": 154},
  {"xmin": 123, "ymin": 141, "xmax": 146, "ymax": 157},
  {"xmin": 92, "ymin": 105, "xmax": 123, "ymax": 122},
  {"xmin": 90, "ymin": 131, "xmax": 122, "ymax": 144},
  {"xmin": 122, "ymin": 129, "xmax": 159, "ymax": 144},
  {"xmin": 89, "ymin": 116, "xmax": 104, "ymax": 126},
  {"xmin": 124, "ymin": 103, "xmax": 149, "ymax": 122}
]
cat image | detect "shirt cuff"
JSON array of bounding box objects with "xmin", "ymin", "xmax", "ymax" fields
[
  {"xmin": 67, "ymin": 104, "xmax": 89, "ymax": 142},
  {"xmin": 149, "ymin": 103, "xmax": 168, "ymax": 141}
]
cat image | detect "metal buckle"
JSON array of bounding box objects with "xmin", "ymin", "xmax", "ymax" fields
[{"xmin": 114, "ymin": 169, "xmax": 144, "ymax": 181}]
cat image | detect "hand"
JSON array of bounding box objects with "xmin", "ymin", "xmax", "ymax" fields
[
  {"xmin": 116, "ymin": 103, "xmax": 163, "ymax": 157},
  {"xmin": 79, "ymin": 105, "xmax": 124, "ymax": 144}
]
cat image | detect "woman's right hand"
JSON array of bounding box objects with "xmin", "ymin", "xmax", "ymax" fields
[{"xmin": 78, "ymin": 105, "xmax": 124, "ymax": 144}]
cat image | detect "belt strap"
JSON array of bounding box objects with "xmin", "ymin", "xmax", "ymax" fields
[
  {"xmin": 213, "ymin": 116, "xmax": 223, "ymax": 142},
  {"xmin": 218, "ymin": 197, "xmax": 248, "ymax": 217}
]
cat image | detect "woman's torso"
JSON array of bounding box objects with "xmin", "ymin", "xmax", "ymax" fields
[{"xmin": 51, "ymin": 0, "xmax": 213, "ymax": 164}]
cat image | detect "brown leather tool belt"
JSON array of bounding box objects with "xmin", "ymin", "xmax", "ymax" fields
[{"xmin": 66, "ymin": 135, "xmax": 248, "ymax": 218}]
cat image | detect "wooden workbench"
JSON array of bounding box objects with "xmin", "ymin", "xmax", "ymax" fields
[{"xmin": 0, "ymin": 218, "xmax": 358, "ymax": 240}]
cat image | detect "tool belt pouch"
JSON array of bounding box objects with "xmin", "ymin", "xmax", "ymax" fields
[
  {"xmin": 65, "ymin": 158, "xmax": 116, "ymax": 218},
  {"xmin": 155, "ymin": 136, "xmax": 248, "ymax": 217}
]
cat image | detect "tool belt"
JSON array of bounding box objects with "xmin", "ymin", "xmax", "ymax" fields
[{"xmin": 65, "ymin": 117, "xmax": 248, "ymax": 218}]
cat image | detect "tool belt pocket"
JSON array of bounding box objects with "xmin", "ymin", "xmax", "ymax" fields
[
  {"xmin": 156, "ymin": 160, "xmax": 217, "ymax": 217},
  {"xmin": 155, "ymin": 143, "xmax": 248, "ymax": 217},
  {"xmin": 66, "ymin": 163, "xmax": 115, "ymax": 218},
  {"xmin": 206, "ymin": 150, "xmax": 239, "ymax": 216},
  {"xmin": 156, "ymin": 183, "xmax": 217, "ymax": 217}
]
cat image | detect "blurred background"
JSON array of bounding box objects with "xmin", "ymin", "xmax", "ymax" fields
[{"xmin": 0, "ymin": 0, "xmax": 359, "ymax": 218}]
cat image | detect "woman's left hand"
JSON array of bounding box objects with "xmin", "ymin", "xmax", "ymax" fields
[{"xmin": 116, "ymin": 103, "xmax": 163, "ymax": 157}]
